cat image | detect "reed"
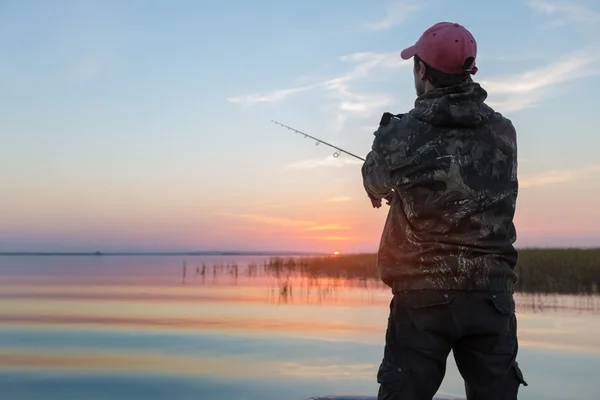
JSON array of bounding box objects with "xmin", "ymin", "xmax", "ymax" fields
[
  {"xmin": 263, "ymin": 248, "xmax": 600, "ymax": 294},
  {"xmin": 514, "ymin": 248, "xmax": 600, "ymax": 294}
]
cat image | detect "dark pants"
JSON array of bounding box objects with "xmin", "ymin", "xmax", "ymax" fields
[{"xmin": 377, "ymin": 290, "xmax": 527, "ymax": 400}]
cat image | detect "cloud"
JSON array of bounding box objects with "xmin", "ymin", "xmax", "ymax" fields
[
  {"xmin": 320, "ymin": 52, "xmax": 409, "ymax": 131},
  {"xmin": 230, "ymin": 44, "xmax": 598, "ymax": 126},
  {"xmin": 226, "ymin": 84, "xmax": 318, "ymax": 104},
  {"xmin": 302, "ymin": 224, "xmax": 350, "ymax": 232},
  {"xmin": 294, "ymin": 235, "xmax": 358, "ymax": 241},
  {"xmin": 284, "ymin": 155, "xmax": 363, "ymax": 170},
  {"xmin": 328, "ymin": 196, "xmax": 352, "ymax": 202},
  {"xmin": 481, "ymin": 49, "xmax": 600, "ymax": 112},
  {"xmin": 218, "ymin": 213, "xmax": 316, "ymax": 227},
  {"xmin": 526, "ymin": 1, "xmax": 600, "ymax": 26},
  {"xmin": 218, "ymin": 213, "xmax": 353, "ymax": 235},
  {"xmin": 253, "ymin": 201, "xmax": 318, "ymax": 210},
  {"xmin": 520, "ymin": 165, "xmax": 600, "ymax": 188},
  {"xmin": 67, "ymin": 53, "xmax": 114, "ymax": 83},
  {"xmin": 227, "ymin": 51, "xmax": 410, "ymax": 130},
  {"xmin": 364, "ymin": 0, "xmax": 427, "ymax": 31}
]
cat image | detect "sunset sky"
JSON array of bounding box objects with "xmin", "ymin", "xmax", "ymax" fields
[{"xmin": 1, "ymin": 0, "xmax": 599, "ymax": 253}]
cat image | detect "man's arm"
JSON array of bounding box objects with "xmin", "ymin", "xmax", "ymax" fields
[
  {"xmin": 361, "ymin": 113, "xmax": 405, "ymax": 207},
  {"xmin": 362, "ymin": 148, "xmax": 393, "ymax": 204}
]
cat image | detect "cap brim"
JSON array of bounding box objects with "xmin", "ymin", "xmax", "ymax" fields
[{"xmin": 400, "ymin": 45, "xmax": 416, "ymax": 60}]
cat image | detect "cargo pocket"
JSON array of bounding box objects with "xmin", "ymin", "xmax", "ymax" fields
[
  {"xmin": 397, "ymin": 291, "xmax": 456, "ymax": 334},
  {"xmin": 489, "ymin": 293, "xmax": 515, "ymax": 315},
  {"xmin": 513, "ymin": 361, "xmax": 528, "ymax": 387},
  {"xmin": 377, "ymin": 360, "xmax": 409, "ymax": 393},
  {"xmin": 487, "ymin": 293, "xmax": 517, "ymax": 339},
  {"xmin": 401, "ymin": 291, "xmax": 455, "ymax": 309}
]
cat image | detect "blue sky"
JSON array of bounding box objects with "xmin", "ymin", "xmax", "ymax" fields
[{"xmin": 1, "ymin": 0, "xmax": 599, "ymax": 252}]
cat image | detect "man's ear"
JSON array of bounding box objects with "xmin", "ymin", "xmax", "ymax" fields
[{"xmin": 416, "ymin": 60, "xmax": 427, "ymax": 81}]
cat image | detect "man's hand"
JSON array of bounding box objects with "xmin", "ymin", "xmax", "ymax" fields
[
  {"xmin": 369, "ymin": 194, "xmax": 382, "ymax": 208},
  {"xmin": 368, "ymin": 192, "xmax": 393, "ymax": 208}
]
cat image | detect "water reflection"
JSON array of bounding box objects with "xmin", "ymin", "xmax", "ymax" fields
[
  {"xmin": 1, "ymin": 255, "xmax": 599, "ymax": 400},
  {"xmin": 183, "ymin": 260, "xmax": 600, "ymax": 313}
]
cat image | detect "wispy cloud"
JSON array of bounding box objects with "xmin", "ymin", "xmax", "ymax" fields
[
  {"xmin": 322, "ymin": 51, "xmax": 409, "ymax": 130},
  {"xmin": 67, "ymin": 53, "xmax": 114, "ymax": 83},
  {"xmin": 231, "ymin": 47, "xmax": 599, "ymax": 116},
  {"xmin": 481, "ymin": 49, "xmax": 600, "ymax": 112},
  {"xmin": 294, "ymin": 235, "xmax": 358, "ymax": 241},
  {"xmin": 302, "ymin": 224, "xmax": 350, "ymax": 232},
  {"xmin": 284, "ymin": 155, "xmax": 363, "ymax": 170},
  {"xmin": 218, "ymin": 213, "xmax": 353, "ymax": 235},
  {"xmin": 253, "ymin": 201, "xmax": 319, "ymax": 211},
  {"xmin": 520, "ymin": 165, "xmax": 600, "ymax": 188},
  {"xmin": 328, "ymin": 196, "xmax": 352, "ymax": 203},
  {"xmin": 526, "ymin": 1, "xmax": 600, "ymax": 26},
  {"xmin": 218, "ymin": 213, "xmax": 316, "ymax": 227},
  {"xmin": 226, "ymin": 84, "xmax": 318, "ymax": 104},
  {"xmin": 227, "ymin": 51, "xmax": 410, "ymax": 130},
  {"xmin": 229, "ymin": 33, "xmax": 597, "ymax": 122},
  {"xmin": 364, "ymin": 0, "xmax": 427, "ymax": 31}
]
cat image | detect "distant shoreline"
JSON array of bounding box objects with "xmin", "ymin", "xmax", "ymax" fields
[
  {"xmin": 0, "ymin": 251, "xmax": 326, "ymax": 256},
  {"xmin": 1, "ymin": 247, "xmax": 598, "ymax": 257}
]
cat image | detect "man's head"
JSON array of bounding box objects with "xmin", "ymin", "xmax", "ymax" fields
[{"xmin": 401, "ymin": 22, "xmax": 478, "ymax": 96}]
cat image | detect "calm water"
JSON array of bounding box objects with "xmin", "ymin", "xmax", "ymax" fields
[{"xmin": 1, "ymin": 256, "xmax": 599, "ymax": 400}]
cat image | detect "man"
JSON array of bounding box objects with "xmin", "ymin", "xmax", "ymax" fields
[{"xmin": 361, "ymin": 22, "xmax": 527, "ymax": 400}]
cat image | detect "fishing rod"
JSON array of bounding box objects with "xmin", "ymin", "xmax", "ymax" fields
[
  {"xmin": 271, "ymin": 120, "xmax": 365, "ymax": 162},
  {"xmin": 271, "ymin": 119, "xmax": 394, "ymax": 208}
]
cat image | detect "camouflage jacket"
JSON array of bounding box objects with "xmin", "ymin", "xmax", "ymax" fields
[{"xmin": 361, "ymin": 81, "xmax": 519, "ymax": 293}]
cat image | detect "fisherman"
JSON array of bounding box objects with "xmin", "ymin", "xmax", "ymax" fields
[{"xmin": 361, "ymin": 22, "xmax": 527, "ymax": 400}]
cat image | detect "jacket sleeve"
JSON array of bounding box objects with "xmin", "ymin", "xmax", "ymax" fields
[
  {"xmin": 361, "ymin": 113, "xmax": 412, "ymax": 200},
  {"xmin": 361, "ymin": 146, "xmax": 393, "ymax": 200}
]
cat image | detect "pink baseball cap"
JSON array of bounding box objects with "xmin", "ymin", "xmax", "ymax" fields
[{"xmin": 400, "ymin": 22, "xmax": 478, "ymax": 75}]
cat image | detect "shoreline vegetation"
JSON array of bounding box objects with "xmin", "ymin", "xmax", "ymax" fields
[
  {"xmin": 2, "ymin": 248, "xmax": 598, "ymax": 294},
  {"xmin": 258, "ymin": 248, "xmax": 600, "ymax": 295},
  {"xmin": 0, "ymin": 251, "xmax": 324, "ymax": 256}
]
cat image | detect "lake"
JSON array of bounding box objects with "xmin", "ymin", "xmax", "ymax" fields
[{"xmin": 1, "ymin": 255, "xmax": 599, "ymax": 400}]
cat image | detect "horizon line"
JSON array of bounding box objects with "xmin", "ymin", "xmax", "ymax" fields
[
  {"xmin": 0, "ymin": 250, "xmax": 329, "ymax": 256},
  {"xmin": 1, "ymin": 245, "xmax": 599, "ymax": 257}
]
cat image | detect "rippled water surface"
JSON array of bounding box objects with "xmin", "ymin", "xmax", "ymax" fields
[{"xmin": 1, "ymin": 255, "xmax": 599, "ymax": 400}]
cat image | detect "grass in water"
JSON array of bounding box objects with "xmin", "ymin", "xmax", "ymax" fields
[{"xmin": 262, "ymin": 248, "xmax": 600, "ymax": 295}]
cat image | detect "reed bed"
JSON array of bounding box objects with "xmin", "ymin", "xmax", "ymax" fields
[{"xmin": 262, "ymin": 248, "xmax": 600, "ymax": 294}]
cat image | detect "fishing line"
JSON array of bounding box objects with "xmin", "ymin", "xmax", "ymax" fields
[{"xmin": 271, "ymin": 120, "xmax": 365, "ymax": 162}]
